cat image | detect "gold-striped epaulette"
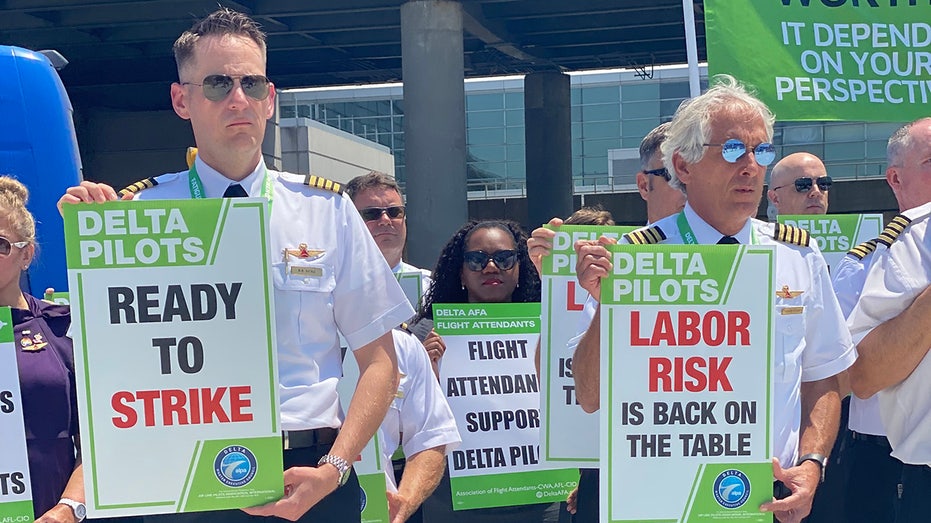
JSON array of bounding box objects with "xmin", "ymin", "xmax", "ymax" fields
[
  {"xmin": 623, "ymin": 226, "xmax": 666, "ymax": 245},
  {"xmin": 303, "ymin": 174, "xmax": 344, "ymax": 195},
  {"xmin": 118, "ymin": 177, "xmax": 159, "ymax": 198},
  {"xmin": 847, "ymin": 239, "xmax": 878, "ymax": 260},
  {"xmin": 773, "ymin": 223, "xmax": 810, "ymax": 247},
  {"xmin": 876, "ymin": 214, "xmax": 912, "ymax": 247}
]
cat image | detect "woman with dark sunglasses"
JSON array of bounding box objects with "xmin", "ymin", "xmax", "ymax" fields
[
  {"xmin": 0, "ymin": 176, "xmax": 86, "ymax": 523},
  {"xmin": 416, "ymin": 220, "xmax": 564, "ymax": 522}
]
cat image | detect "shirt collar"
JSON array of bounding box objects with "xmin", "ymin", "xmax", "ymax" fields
[
  {"xmin": 683, "ymin": 203, "xmax": 753, "ymax": 244},
  {"xmin": 193, "ymin": 156, "xmax": 265, "ymax": 198}
]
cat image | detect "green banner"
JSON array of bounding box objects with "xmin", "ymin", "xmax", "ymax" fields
[
  {"xmin": 434, "ymin": 303, "xmax": 540, "ymax": 335},
  {"xmin": 600, "ymin": 244, "xmax": 745, "ymax": 306},
  {"xmin": 705, "ymin": 0, "xmax": 931, "ymax": 121},
  {"xmin": 62, "ymin": 199, "xmax": 225, "ymax": 269}
]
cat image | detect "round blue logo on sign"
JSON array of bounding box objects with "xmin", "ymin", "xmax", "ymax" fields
[
  {"xmin": 360, "ymin": 485, "xmax": 367, "ymax": 511},
  {"xmin": 712, "ymin": 469, "xmax": 750, "ymax": 509},
  {"xmin": 214, "ymin": 445, "xmax": 257, "ymax": 488}
]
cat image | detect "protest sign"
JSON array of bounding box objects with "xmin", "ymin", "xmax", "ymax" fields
[
  {"xmin": 0, "ymin": 307, "xmax": 33, "ymax": 523},
  {"xmin": 338, "ymin": 352, "xmax": 390, "ymax": 523},
  {"xmin": 600, "ymin": 244, "xmax": 773, "ymax": 522},
  {"xmin": 706, "ymin": 0, "xmax": 931, "ymax": 121},
  {"xmin": 64, "ymin": 199, "xmax": 282, "ymax": 517},
  {"xmin": 778, "ymin": 214, "xmax": 883, "ymax": 269},
  {"xmin": 539, "ymin": 224, "xmax": 634, "ymax": 466},
  {"xmin": 435, "ymin": 303, "xmax": 577, "ymax": 510}
]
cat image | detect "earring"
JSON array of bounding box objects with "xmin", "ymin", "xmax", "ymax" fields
[{"xmin": 461, "ymin": 283, "xmax": 465, "ymax": 290}]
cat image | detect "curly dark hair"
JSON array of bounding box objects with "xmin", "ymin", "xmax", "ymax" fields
[{"xmin": 418, "ymin": 220, "xmax": 541, "ymax": 320}]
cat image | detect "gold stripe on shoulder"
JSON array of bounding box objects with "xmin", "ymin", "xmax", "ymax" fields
[
  {"xmin": 774, "ymin": 223, "xmax": 810, "ymax": 247},
  {"xmin": 876, "ymin": 214, "xmax": 912, "ymax": 247},
  {"xmin": 623, "ymin": 226, "xmax": 665, "ymax": 245},
  {"xmin": 847, "ymin": 239, "xmax": 878, "ymax": 260},
  {"xmin": 117, "ymin": 177, "xmax": 158, "ymax": 198},
  {"xmin": 303, "ymin": 174, "xmax": 345, "ymax": 195}
]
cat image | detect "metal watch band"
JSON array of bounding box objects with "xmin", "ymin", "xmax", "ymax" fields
[
  {"xmin": 796, "ymin": 452, "xmax": 827, "ymax": 483},
  {"xmin": 317, "ymin": 454, "xmax": 351, "ymax": 487}
]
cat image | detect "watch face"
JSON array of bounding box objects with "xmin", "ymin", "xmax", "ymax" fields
[{"xmin": 75, "ymin": 504, "xmax": 87, "ymax": 519}]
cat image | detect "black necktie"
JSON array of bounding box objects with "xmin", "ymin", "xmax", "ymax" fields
[
  {"xmin": 717, "ymin": 235, "xmax": 740, "ymax": 245},
  {"xmin": 223, "ymin": 184, "xmax": 249, "ymax": 198}
]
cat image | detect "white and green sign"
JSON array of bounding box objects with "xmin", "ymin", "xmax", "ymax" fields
[
  {"xmin": 63, "ymin": 199, "xmax": 282, "ymax": 518},
  {"xmin": 778, "ymin": 214, "xmax": 882, "ymax": 270},
  {"xmin": 600, "ymin": 245, "xmax": 774, "ymax": 523},
  {"xmin": 434, "ymin": 303, "xmax": 577, "ymax": 510},
  {"xmin": 539, "ymin": 224, "xmax": 634, "ymax": 466},
  {"xmin": 705, "ymin": 0, "xmax": 931, "ymax": 121},
  {"xmin": 0, "ymin": 307, "xmax": 34, "ymax": 523},
  {"xmin": 338, "ymin": 353, "xmax": 390, "ymax": 523}
]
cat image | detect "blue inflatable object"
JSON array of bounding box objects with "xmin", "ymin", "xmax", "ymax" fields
[{"xmin": 0, "ymin": 45, "xmax": 82, "ymax": 295}]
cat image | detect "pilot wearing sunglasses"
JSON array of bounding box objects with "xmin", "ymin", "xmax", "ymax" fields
[
  {"xmin": 768, "ymin": 152, "xmax": 831, "ymax": 216},
  {"xmin": 58, "ymin": 8, "xmax": 413, "ymax": 523},
  {"xmin": 568, "ymin": 76, "xmax": 854, "ymax": 523}
]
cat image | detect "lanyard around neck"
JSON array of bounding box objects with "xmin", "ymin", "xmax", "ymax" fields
[
  {"xmin": 188, "ymin": 162, "xmax": 273, "ymax": 201},
  {"xmin": 676, "ymin": 211, "xmax": 757, "ymax": 245}
]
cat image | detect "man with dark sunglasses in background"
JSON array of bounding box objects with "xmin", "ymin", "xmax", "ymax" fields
[
  {"xmin": 58, "ymin": 8, "xmax": 413, "ymax": 523},
  {"xmin": 345, "ymin": 171, "xmax": 462, "ymax": 523},
  {"xmin": 636, "ymin": 122, "xmax": 687, "ymax": 226},
  {"xmin": 767, "ymin": 153, "xmax": 831, "ymax": 217},
  {"xmin": 345, "ymin": 171, "xmax": 450, "ymax": 377},
  {"xmin": 766, "ymin": 151, "xmax": 842, "ymax": 523}
]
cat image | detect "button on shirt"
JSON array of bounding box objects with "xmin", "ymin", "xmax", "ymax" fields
[
  {"xmin": 570, "ymin": 204, "xmax": 855, "ymax": 467},
  {"xmin": 133, "ymin": 157, "xmax": 415, "ymax": 430},
  {"xmin": 847, "ymin": 201, "xmax": 931, "ymax": 465}
]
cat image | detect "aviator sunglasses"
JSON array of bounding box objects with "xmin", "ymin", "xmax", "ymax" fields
[
  {"xmin": 703, "ymin": 138, "xmax": 776, "ymax": 167},
  {"xmin": 0, "ymin": 236, "xmax": 28, "ymax": 257},
  {"xmin": 181, "ymin": 74, "xmax": 271, "ymax": 102},
  {"xmin": 359, "ymin": 205, "xmax": 406, "ymax": 221},
  {"xmin": 772, "ymin": 176, "xmax": 833, "ymax": 193},
  {"xmin": 463, "ymin": 250, "xmax": 519, "ymax": 272}
]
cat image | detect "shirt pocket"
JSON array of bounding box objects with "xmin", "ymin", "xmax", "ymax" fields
[
  {"xmin": 273, "ymin": 258, "xmax": 336, "ymax": 292},
  {"xmin": 774, "ymin": 304, "xmax": 806, "ymax": 383}
]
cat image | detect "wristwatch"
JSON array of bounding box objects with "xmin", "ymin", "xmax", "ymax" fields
[
  {"xmin": 318, "ymin": 454, "xmax": 352, "ymax": 487},
  {"xmin": 797, "ymin": 453, "xmax": 828, "ymax": 483},
  {"xmin": 58, "ymin": 498, "xmax": 86, "ymax": 522}
]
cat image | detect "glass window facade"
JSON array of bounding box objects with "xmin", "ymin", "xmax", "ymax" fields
[{"xmin": 279, "ymin": 65, "xmax": 897, "ymax": 197}]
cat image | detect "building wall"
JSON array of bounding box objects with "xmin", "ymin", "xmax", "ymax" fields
[
  {"xmin": 279, "ymin": 65, "xmax": 900, "ymax": 203},
  {"xmin": 280, "ymin": 117, "xmax": 395, "ymax": 183}
]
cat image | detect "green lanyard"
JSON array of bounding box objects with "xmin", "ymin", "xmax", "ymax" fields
[
  {"xmin": 188, "ymin": 162, "xmax": 274, "ymax": 201},
  {"xmin": 676, "ymin": 211, "xmax": 757, "ymax": 245}
]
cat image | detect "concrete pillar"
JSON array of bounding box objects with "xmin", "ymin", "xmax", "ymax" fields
[
  {"xmin": 401, "ymin": 0, "xmax": 467, "ymax": 269},
  {"xmin": 525, "ymin": 71, "xmax": 573, "ymax": 227}
]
